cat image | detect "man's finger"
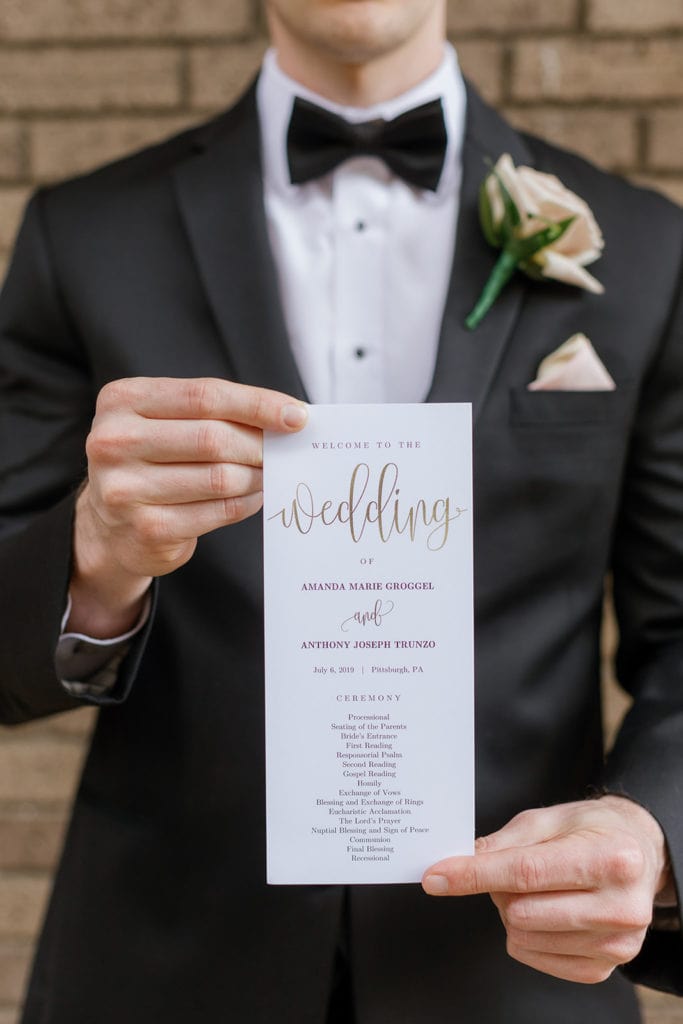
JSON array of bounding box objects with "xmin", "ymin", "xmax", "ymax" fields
[
  {"xmin": 90, "ymin": 419, "xmax": 263, "ymax": 468},
  {"xmin": 98, "ymin": 463, "xmax": 263, "ymax": 507},
  {"xmin": 475, "ymin": 804, "xmax": 578, "ymax": 853},
  {"xmin": 503, "ymin": 925, "xmax": 645, "ymax": 961},
  {"xmin": 504, "ymin": 945, "xmax": 616, "ymax": 985},
  {"xmin": 491, "ymin": 888, "xmax": 653, "ymax": 934},
  {"xmin": 422, "ymin": 837, "xmax": 604, "ymax": 897},
  {"xmin": 99, "ymin": 377, "xmax": 308, "ymax": 432},
  {"xmin": 128, "ymin": 492, "xmax": 265, "ymax": 544}
]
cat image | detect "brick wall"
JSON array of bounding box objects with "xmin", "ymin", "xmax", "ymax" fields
[{"xmin": 0, "ymin": 1, "xmax": 682, "ymax": 1021}]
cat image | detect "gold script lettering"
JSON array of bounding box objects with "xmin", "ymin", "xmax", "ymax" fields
[{"xmin": 267, "ymin": 463, "xmax": 465, "ymax": 551}]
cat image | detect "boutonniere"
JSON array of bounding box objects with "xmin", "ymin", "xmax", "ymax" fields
[{"xmin": 466, "ymin": 154, "xmax": 605, "ymax": 330}]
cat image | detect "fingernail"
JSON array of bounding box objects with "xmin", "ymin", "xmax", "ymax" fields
[
  {"xmin": 423, "ymin": 874, "xmax": 450, "ymax": 896},
  {"xmin": 282, "ymin": 403, "xmax": 308, "ymax": 429}
]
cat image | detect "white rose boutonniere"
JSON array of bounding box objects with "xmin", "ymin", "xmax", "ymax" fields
[{"xmin": 466, "ymin": 153, "xmax": 605, "ymax": 330}]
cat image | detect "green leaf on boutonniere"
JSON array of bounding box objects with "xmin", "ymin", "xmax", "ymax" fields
[
  {"xmin": 478, "ymin": 180, "xmax": 500, "ymax": 248},
  {"xmin": 510, "ymin": 217, "xmax": 575, "ymax": 263},
  {"xmin": 492, "ymin": 167, "xmax": 521, "ymax": 236},
  {"xmin": 466, "ymin": 154, "xmax": 605, "ymax": 331}
]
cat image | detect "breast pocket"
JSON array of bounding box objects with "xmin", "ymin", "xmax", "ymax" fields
[{"xmin": 507, "ymin": 385, "xmax": 637, "ymax": 464}]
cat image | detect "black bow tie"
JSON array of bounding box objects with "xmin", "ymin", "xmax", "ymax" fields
[{"xmin": 286, "ymin": 96, "xmax": 447, "ymax": 192}]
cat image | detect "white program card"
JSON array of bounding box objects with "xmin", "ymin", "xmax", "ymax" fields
[{"xmin": 263, "ymin": 404, "xmax": 474, "ymax": 884}]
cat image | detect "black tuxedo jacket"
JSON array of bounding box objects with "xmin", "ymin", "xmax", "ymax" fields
[{"xmin": 1, "ymin": 80, "xmax": 682, "ymax": 1024}]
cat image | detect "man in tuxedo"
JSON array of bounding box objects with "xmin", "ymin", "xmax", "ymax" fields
[{"xmin": 1, "ymin": 0, "xmax": 682, "ymax": 1020}]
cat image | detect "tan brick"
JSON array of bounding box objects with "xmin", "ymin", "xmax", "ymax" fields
[
  {"xmin": 0, "ymin": 875, "xmax": 50, "ymax": 938},
  {"xmin": 506, "ymin": 107, "xmax": 638, "ymax": 169},
  {"xmin": 448, "ymin": 0, "xmax": 577, "ymax": 33},
  {"xmin": 601, "ymin": 591, "xmax": 630, "ymax": 749},
  {"xmin": 189, "ymin": 40, "xmax": 268, "ymax": 109},
  {"xmin": 174, "ymin": 0, "xmax": 252, "ymax": 36},
  {"xmin": 0, "ymin": 122, "xmax": 23, "ymax": 180},
  {"xmin": 0, "ymin": 0, "xmax": 251, "ymax": 40},
  {"xmin": 513, "ymin": 39, "xmax": 683, "ymax": 101},
  {"xmin": 0, "ymin": 1009, "xmax": 19, "ymax": 1024},
  {"xmin": 602, "ymin": 670, "xmax": 631, "ymax": 751},
  {"xmin": 0, "ymin": 187, "xmax": 30, "ymax": 253},
  {"xmin": 588, "ymin": 0, "xmax": 683, "ymax": 32},
  {"xmin": 0, "ymin": 943, "xmax": 31, "ymax": 1005},
  {"xmin": 47, "ymin": 707, "xmax": 97, "ymax": 739},
  {"xmin": 0, "ymin": 48, "xmax": 181, "ymax": 113},
  {"xmin": 454, "ymin": 41, "xmax": 504, "ymax": 105},
  {"xmin": 639, "ymin": 986, "xmax": 683, "ymax": 1024},
  {"xmin": 633, "ymin": 174, "xmax": 683, "ymax": 207},
  {"xmin": 0, "ymin": 813, "xmax": 66, "ymax": 870},
  {"xmin": 0, "ymin": 719, "xmax": 61, "ymax": 742},
  {"xmin": 649, "ymin": 109, "xmax": 683, "ymax": 170},
  {"xmin": 31, "ymin": 114, "xmax": 197, "ymax": 182},
  {"xmin": 0, "ymin": 741, "xmax": 84, "ymax": 802},
  {"xmin": 0, "ymin": 709, "xmax": 93, "ymax": 742}
]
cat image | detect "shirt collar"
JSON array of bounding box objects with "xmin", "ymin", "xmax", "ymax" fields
[{"xmin": 256, "ymin": 43, "xmax": 466, "ymax": 201}]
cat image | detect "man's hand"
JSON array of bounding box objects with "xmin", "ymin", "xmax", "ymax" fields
[
  {"xmin": 68, "ymin": 377, "xmax": 308, "ymax": 637},
  {"xmin": 422, "ymin": 796, "xmax": 670, "ymax": 984}
]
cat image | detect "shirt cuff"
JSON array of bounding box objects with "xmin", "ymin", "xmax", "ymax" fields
[{"xmin": 56, "ymin": 591, "xmax": 152, "ymax": 695}]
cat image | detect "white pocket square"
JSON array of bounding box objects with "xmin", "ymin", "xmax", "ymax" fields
[{"xmin": 527, "ymin": 333, "xmax": 616, "ymax": 392}]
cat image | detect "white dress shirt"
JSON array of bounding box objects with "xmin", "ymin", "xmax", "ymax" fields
[
  {"xmin": 57, "ymin": 43, "xmax": 467, "ymax": 687},
  {"xmin": 258, "ymin": 45, "xmax": 465, "ymax": 404}
]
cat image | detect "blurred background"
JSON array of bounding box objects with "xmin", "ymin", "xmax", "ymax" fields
[{"xmin": 0, "ymin": 1, "xmax": 682, "ymax": 1021}]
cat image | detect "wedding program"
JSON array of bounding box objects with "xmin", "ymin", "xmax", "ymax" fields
[{"xmin": 263, "ymin": 404, "xmax": 474, "ymax": 884}]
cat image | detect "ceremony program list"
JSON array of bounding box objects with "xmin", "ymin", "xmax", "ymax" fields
[{"xmin": 263, "ymin": 404, "xmax": 474, "ymax": 884}]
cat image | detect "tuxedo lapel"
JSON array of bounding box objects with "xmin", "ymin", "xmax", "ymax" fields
[
  {"xmin": 173, "ymin": 78, "xmax": 533, "ymax": 414},
  {"xmin": 426, "ymin": 83, "xmax": 533, "ymax": 421},
  {"xmin": 172, "ymin": 83, "xmax": 307, "ymax": 400}
]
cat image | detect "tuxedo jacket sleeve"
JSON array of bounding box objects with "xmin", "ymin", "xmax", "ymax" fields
[
  {"xmin": 1, "ymin": 82, "xmax": 683, "ymax": 1019},
  {"xmin": 0, "ymin": 192, "xmax": 154, "ymax": 722},
  {"xmin": 602, "ymin": 263, "xmax": 683, "ymax": 991}
]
